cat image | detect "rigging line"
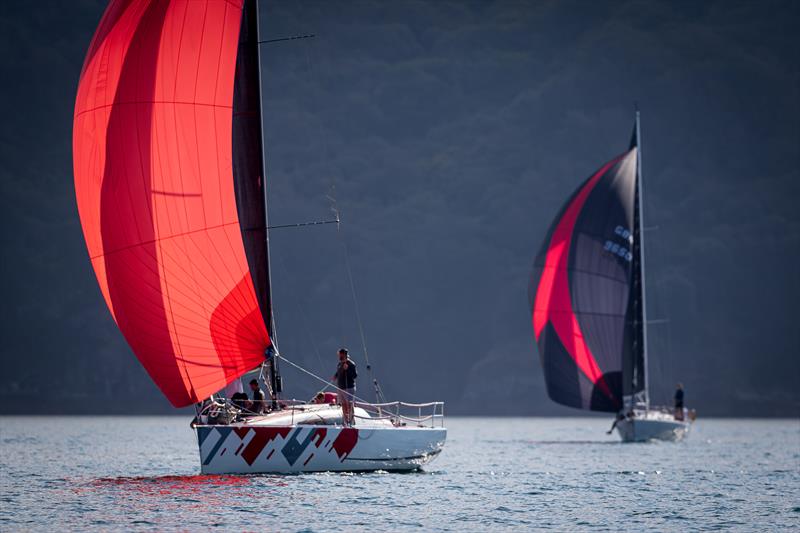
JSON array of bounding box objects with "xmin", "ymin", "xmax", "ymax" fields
[
  {"xmin": 336, "ymin": 214, "xmax": 385, "ymax": 403},
  {"xmin": 295, "ymin": 299, "xmax": 327, "ymax": 377},
  {"xmin": 271, "ymin": 234, "xmax": 327, "ymax": 373},
  {"xmin": 297, "ymin": 24, "xmax": 386, "ymax": 403},
  {"xmin": 292, "ymin": 21, "xmax": 383, "ymax": 402},
  {"xmin": 296, "ymin": 23, "xmax": 347, "ymax": 351},
  {"xmin": 296, "ymin": 26, "xmax": 346, "ymax": 356},
  {"xmin": 278, "ymin": 353, "xmax": 370, "ymax": 405},
  {"xmin": 258, "ymin": 33, "xmax": 316, "ymax": 44},
  {"xmin": 641, "ymin": 171, "xmax": 671, "ymax": 403}
]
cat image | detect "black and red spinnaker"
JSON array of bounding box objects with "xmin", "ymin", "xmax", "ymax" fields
[{"xmin": 529, "ymin": 131, "xmax": 646, "ymax": 412}]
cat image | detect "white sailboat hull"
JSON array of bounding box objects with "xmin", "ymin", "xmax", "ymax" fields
[
  {"xmin": 615, "ymin": 411, "xmax": 691, "ymax": 442},
  {"xmin": 195, "ymin": 404, "xmax": 446, "ymax": 474}
]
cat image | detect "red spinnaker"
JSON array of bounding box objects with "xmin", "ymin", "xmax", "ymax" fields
[{"xmin": 73, "ymin": 0, "xmax": 269, "ymax": 407}]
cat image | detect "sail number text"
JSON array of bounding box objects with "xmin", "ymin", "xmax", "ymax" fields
[{"xmin": 604, "ymin": 225, "xmax": 633, "ymax": 262}]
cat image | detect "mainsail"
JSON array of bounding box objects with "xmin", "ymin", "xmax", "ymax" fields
[
  {"xmin": 73, "ymin": 0, "xmax": 270, "ymax": 407},
  {"xmin": 529, "ymin": 127, "xmax": 645, "ymax": 412}
]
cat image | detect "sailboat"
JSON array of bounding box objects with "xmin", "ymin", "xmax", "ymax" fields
[
  {"xmin": 529, "ymin": 111, "xmax": 692, "ymax": 442},
  {"xmin": 72, "ymin": 0, "xmax": 446, "ymax": 473}
]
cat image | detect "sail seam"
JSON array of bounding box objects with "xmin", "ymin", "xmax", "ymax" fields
[
  {"xmin": 74, "ymin": 100, "xmax": 233, "ymax": 120},
  {"xmin": 535, "ymin": 266, "xmax": 631, "ymax": 286},
  {"xmin": 89, "ymin": 220, "xmax": 240, "ymax": 259}
]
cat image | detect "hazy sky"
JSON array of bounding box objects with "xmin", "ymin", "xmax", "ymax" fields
[{"xmin": 1, "ymin": 0, "xmax": 797, "ymax": 416}]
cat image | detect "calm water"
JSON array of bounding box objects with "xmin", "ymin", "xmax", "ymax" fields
[{"xmin": 1, "ymin": 417, "xmax": 798, "ymax": 531}]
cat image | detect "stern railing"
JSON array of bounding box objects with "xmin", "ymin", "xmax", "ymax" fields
[{"xmin": 354, "ymin": 400, "xmax": 445, "ymax": 428}]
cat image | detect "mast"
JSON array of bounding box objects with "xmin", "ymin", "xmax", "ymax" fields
[
  {"xmin": 634, "ymin": 108, "xmax": 651, "ymax": 410},
  {"xmin": 254, "ymin": 0, "xmax": 282, "ymax": 403}
]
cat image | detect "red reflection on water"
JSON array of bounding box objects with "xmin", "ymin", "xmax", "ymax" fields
[
  {"xmin": 74, "ymin": 474, "xmax": 287, "ymax": 498},
  {"xmin": 62, "ymin": 474, "xmax": 292, "ymax": 519},
  {"xmin": 75, "ymin": 475, "xmax": 244, "ymax": 497},
  {"xmin": 95, "ymin": 475, "xmax": 250, "ymax": 486}
]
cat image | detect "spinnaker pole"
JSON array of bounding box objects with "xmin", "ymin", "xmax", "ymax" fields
[{"xmin": 634, "ymin": 108, "xmax": 651, "ymax": 411}]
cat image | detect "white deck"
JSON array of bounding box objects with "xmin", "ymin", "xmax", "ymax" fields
[
  {"xmin": 194, "ymin": 401, "xmax": 446, "ymax": 474},
  {"xmin": 240, "ymin": 404, "xmax": 395, "ymax": 428}
]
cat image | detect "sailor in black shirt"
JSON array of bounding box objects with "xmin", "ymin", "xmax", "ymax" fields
[
  {"xmin": 333, "ymin": 348, "xmax": 357, "ymax": 426},
  {"xmin": 674, "ymin": 383, "xmax": 685, "ymax": 420},
  {"xmin": 249, "ymin": 379, "xmax": 266, "ymax": 414}
]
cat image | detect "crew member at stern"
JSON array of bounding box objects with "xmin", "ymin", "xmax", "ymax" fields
[
  {"xmin": 674, "ymin": 383, "xmax": 685, "ymax": 421},
  {"xmin": 332, "ymin": 348, "xmax": 357, "ymax": 426}
]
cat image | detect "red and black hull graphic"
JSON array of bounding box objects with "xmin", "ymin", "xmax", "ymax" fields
[{"xmin": 530, "ymin": 145, "xmax": 641, "ymax": 412}]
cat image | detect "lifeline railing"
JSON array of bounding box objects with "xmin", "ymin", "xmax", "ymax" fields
[
  {"xmin": 354, "ymin": 400, "xmax": 445, "ymax": 429},
  {"xmin": 193, "ymin": 397, "xmax": 444, "ymax": 428}
]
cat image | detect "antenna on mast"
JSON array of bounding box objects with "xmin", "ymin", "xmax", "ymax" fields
[{"xmin": 259, "ymin": 33, "xmax": 316, "ymax": 45}]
